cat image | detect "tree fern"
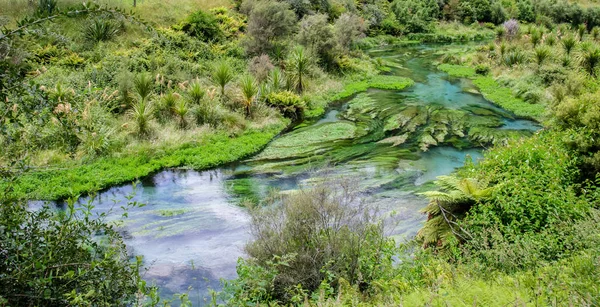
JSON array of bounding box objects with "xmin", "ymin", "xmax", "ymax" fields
[{"xmin": 417, "ymin": 175, "xmax": 493, "ymax": 248}]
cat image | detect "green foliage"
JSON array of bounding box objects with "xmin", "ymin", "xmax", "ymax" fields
[
  {"xmin": 187, "ymin": 81, "xmax": 205, "ymax": 105},
  {"xmin": 418, "ymin": 175, "xmax": 493, "ymax": 248},
  {"xmin": 84, "ymin": 18, "xmax": 120, "ymax": 43},
  {"xmin": 578, "ymin": 45, "xmax": 600, "ymax": 77},
  {"xmin": 239, "ymin": 74, "xmax": 258, "ymax": 116},
  {"xmin": 438, "ymin": 63, "xmax": 476, "ymax": 78},
  {"xmin": 175, "ymin": 10, "xmax": 223, "ymax": 42},
  {"xmin": 2, "ymin": 124, "xmax": 286, "ymax": 200},
  {"xmin": 332, "ymin": 75, "xmax": 415, "ymax": 101},
  {"xmin": 231, "ymin": 179, "xmax": 396, "ymax": 304},
  {"xmin": 297, "ymin": 14, "xmax": 336, "ymax": 68},
  {"xmin": 502, "ymin": 49, "xmax": 528, "ymax": 66},
  {"xmin": 534, "ymin": 46, "xmax": 552, "ymax": 66},
  {"xmin": 391, "ymin": 0, "xmax": 439, "ymax": 33},
  {"xmin": 472, "ymin": 76, "xmax": 544, "ymax": 119},
  {"xmin": 211, "ymin": 60, "xmax": 235, "ymax": 98},
  {"xmin": 265, "ymin": 91, "xmax": 304, "ymax": 119},
  {"xmin": 562, "ymin": 34, "xmax": 578, "ymax": 55},
  {"xmin": 0, "ymin": 198, "xmax": 145, "ymax": 306},
  {"xmin": 244, "ymin": 0, "xmax": 297, "ymax": 55},
  {"xmin": 286, "ymin": 45, "xmax": 313, "ymax": 93},
  {"xmin": 474, "ymin": 64, "xmax": 490, "ymax": 75},
  {"xmin": 129, "ymin": 99, "xmax": 154, "ymax": 138},
  {"xmin": 173, "ymin": 98, "xmax": 189, "ymax": 129},
  {"xmin": 133, "ymin": 73, "xmax": 154, "ymax": 103}
]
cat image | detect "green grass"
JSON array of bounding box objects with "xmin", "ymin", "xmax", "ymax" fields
[
  {"xmin": 438, "ymin": 64, "xmax": 545, "ymax": 120},
  {"xmin": 0, "ymin": 0, "xmax": 229, "ymax": 26},
  {"xmin": 332, "ymin": 75, "xmax": 415, "ymax": 101},
  {"xmin": 438, "ymin": 63, "xmax": 477, "ymax": 78},
  {"xmin": 304, "ymin": 75, "xmax": 414, "ymax": 119},
  {"xmin": 2, "ymin": 123, "xmax": 286, "ymax": 200}
]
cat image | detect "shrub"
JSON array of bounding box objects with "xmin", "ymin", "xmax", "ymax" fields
[
  {"xmin": 534, "ymin": 46, "xmax": 552, "ymax": 66},
  {"xmin": 503, "ymin": 19, "xmax": 519, "ymax": 40},
  {"xmin": 503, "ymin": 49, "xmax": 528, "ymax": 66},
  {"xmin": 297, "ymin": 14, "xmax": 336, "ymax": 67},
  {"xmin": 286, "ymin": 45, "xmax": 314, "ymax": 93},
  {"xmin": 266, "ymin": 91, "xmax": 304, "ymax": 119},
  {"xmin": 475, "ymin": 64, "xmax": 490, "ymax": 75},
  {"xmin": 249, "ymin": 54, "xmax": 275, "ymax": 83},
  {"xmin": 0, "ymin": 198, "xmax": 145, "ymax": 306},
  {"xmin": 187, "ymin": 81, "xmax": 205, "ymax": 105},
  {"xmin": 578, "ymin": 45, "xmax": 600, "ymax": 77},
  {"xmin": 128, "ymin": 100, "xmax": 154, "ymax": 138},
  {"xmin": 562, "ymin": 35, "xmax": 577, "ymax": 55},
  {"xmin": 334, "ymin": 13, "xmax": 367, "ymax": 52},
  {"xmin": 175, "ymin": 10, "xmax": 223, "ymax": 42},
  {"xmin": 133, "ymin": 73, "xmax": 154, "ymax": 103},
  {"xmin": 391, "ymin": 0, "xmax": 439, "ymax": 33},
  {"xmin": 244, "ymin": 0, "xmax": 297, "ymax": 55},
  {"xmin": 234, "ymin": 179, "xmax": 396, "ymax": 304},
  {"xmin": 84, "ymin": 18, "xmax": 120, "ymax": 43}
]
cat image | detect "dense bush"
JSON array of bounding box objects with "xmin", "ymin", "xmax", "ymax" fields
[
  {"xmin": 0, "ymin": 199, "xmax": 146, "ymax": 306},
  {"xmin": 391, "ymin": 0, "xmax": 439, "ymax": 33},
  {"xmin": 243, "ymin": 0, "xmax": 297, "ymax": 56},
  {"xmin": 228, "ymin": 179, "xmax": 396, "ymax": 304},
  {"xmin": 266, "ymin": 91, "xmax": 304, "ymax": 119},
  {"xmin": 175, "ymin": 10, "xmax": 224, "ymax": 42}
]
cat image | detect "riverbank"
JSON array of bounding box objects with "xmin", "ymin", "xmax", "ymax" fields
[{"xmin": 438, "ymin": 64, "xmax": 546, "ymax": 120}]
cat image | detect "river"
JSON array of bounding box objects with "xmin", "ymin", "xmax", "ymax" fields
[{"xmin": 36, "ymin": 43, "xmax": 540, "ymax": 304}]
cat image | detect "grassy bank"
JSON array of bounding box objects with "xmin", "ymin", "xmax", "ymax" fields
[
  {"xmin": 438, "ymin": 64, "xmax": 546, "ymax": 120},
  {"xmin": 3, "ymin": 122, "xmax": 286, "ymax": 200}
]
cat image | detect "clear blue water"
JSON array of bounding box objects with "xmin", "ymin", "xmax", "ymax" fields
[{"xmin": 38, "ymin": 43, "xmax": 540, "ymax": 304}]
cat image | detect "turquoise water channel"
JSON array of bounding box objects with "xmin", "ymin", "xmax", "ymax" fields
[{"xmin": 44, "ymin": 44, "xmax": 540, "ymax": 303}]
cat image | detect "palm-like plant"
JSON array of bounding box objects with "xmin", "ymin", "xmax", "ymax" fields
[
  {"xmin": 287, "ymin": 45, "xmax": 313, "ymax": 93},
  {"xmin": 545, "ymin": 34, "xmax": 556, "ymax": 46},
  {"xmin": 188, "ymin": 81, "xmax": 205, "ymax": 104},
  {"xmin": 84, "ymin": 18, "xmax": 119, "ymax": 43},
  {"xmin": 268, "ymin": 68, "xmax": 284, "ymax": 91},
  {"xmin": 578, "ymin": 24, "xmax": 587, "ymax": 41},
  {"xmin": 578, "ymin": 46, "xmax": 600, "ymax": 77},
  {"xmin": 211, "ymin": 61, "xmax": 234, "ymax": 99},
  {"xmin": 562, "ymin": 35, "xmax": 577, "ymax": 55},
  {"xmin": 129, "ymin": 100, "xmax": 154, "ymax": 137},
  {"xmin": 530, "ymin": 29, "xmax": 542, "ymax": 47},
  {"xmin": 133, "ymin": 73, "xmax": 154, "ymax": 103},
  {"xmin": 534, "ymin": 46, "xmax": 552, "ymax": 66},
  {"xmin": 593, "ymin": 27, "xmax": 600, "ymax": 41},
  {"xmin": 417, "ymin": 175, "xmax": 494, "ymax": 248},
  {"xmin": 239, "ymin": 75, "xmax": 258, "ymax": 117},
  {"xmin": 173, "ymin": 99, "xmax": 189, "ymax": 129}
]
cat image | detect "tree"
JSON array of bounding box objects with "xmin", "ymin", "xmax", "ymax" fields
[
  {"xmin": 244, "ymin": 0, "xmax": 297, "ymax": 56},
  {"xmin": 211, "ymin": 60, "xmax": 235, "ymax": 99},
  {"xmin": 286, "ymin": 45, "xmax": 313, "ymax": 93},
  {"xmin": 239, "ymin": 74, "xmax": 258, "ymax": 117},
  {"xmin": 297, "ymin": 14, "xmax": 336, "ymax": 66},
  {"xmin": 234, "ymin": 179, "xmax": 395, "ymax": 304},
  {"xmin": 334, "ymin": 13, "xmax": 367, "ymax": 52},
  {"xmin": 391, "ymin": 0, "xmax": 439, "ymax": 33}
]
